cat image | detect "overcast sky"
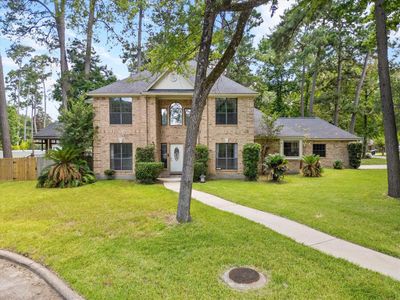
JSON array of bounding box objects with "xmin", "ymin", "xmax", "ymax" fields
[{"xmin": 0, "ymin": 1, "xmax": 294, "ymax": 120}]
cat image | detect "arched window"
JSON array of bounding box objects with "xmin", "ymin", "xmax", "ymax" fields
[{"xmin": 170, "ymin": 103, "xmax": 183, "ymax": 125}]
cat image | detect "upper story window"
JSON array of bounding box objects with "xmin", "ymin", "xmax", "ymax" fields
[
  {"xmin": 185, "ymin": 108, "xmax": 191, "ymax": 126},
  {"xmin": 313, "ymin": 144, "xmax": 326, "ymax": 157},
  {"xmin": 283, "ymin": 141, "xmax": 300, "ymax": 157},
  {"xmin": 216, "ymin": 98, "xmax": 237, "ymax": 125},
  {"xmin": 110, "ymin": 97, "xmax": 132, "ymax": 124},
  {"xmin": 161, "ymin": 108, "xmax": 168, "ymax": 126},
  {"xmin": 170, "ymin": 103, "xmax": 183, "ymax": 125}
]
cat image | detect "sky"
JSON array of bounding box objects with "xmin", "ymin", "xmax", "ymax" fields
[{"xmin": 0, "ymin": 1, "xmax": 294, "ymax": 121}]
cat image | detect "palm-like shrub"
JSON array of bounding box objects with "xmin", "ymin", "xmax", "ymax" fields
[
  {"xmin": 302, "ymin": 154, "xmax": 323, "ymax": 177},
  {"xmin": 37, "ymin": 148, "xmax": 95, "ymax": 188},
  {"xmin": 264, "ymin": 154, "xmax": 288, "ymax": 182}
]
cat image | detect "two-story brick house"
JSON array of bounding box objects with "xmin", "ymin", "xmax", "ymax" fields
[
  {"xmin": 88, "ymin": 67, "xmax": 359, "ymax": 179},
  {"xmin": 87, "ymin": 69, "xmax": 257, "ymax": 178}
]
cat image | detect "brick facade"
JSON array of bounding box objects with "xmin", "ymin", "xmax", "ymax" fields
[
  {"xmin": 93, "ymin": 96, "xmax": 254, "ymax": 178},
  {"xmin": 256, "ymin": 139, "xmax": 353, "ymax": 174}
]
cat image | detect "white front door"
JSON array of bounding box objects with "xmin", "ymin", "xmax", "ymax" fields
[{"xmin": 170, "ymin": 144, "xmax": 184, "ymax": 173}]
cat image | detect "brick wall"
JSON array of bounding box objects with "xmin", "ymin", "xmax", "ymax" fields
[
  {"xmin": 93, "ymin": 96, "xmax": 255, "ymax": 178},
  {"xmin": 256, "ymin": 139, "xmax": 354, "ymax": 174}
]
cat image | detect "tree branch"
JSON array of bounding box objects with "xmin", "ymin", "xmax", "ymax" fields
[
  {"xmin": 216, "ymin": 0, "xmax": 269, "ymax": 12},
  {"xmin": 205, "ymin": 9, "xmax": 252, "ymax": 86},
  {"xmin": 30, "ymin": 0, "xmax": 55, "ymax": 18}
]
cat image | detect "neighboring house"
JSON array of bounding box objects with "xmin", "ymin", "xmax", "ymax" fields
[
  {"xmin": 87, "ymin": 69, "xmax": 257, "ymax": 178},
  {"xmin": 254, "ymin": 109, "xmax": 360, "ymax": 170},
  {"xmin": 33, "ymin": 122, "xmax": 63, "ymax": 151},
  {"xmin": 88, "ymin": 67, "xmax": 359, "ymax": 178}
]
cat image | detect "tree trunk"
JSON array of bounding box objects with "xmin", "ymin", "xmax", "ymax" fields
[
  {"xmin": 309, "ymin": 48, "xmax": 321, "ymax": 116},
  {"xmin": 23, "ymin": 106, "xmax": 28, "ymax": 141},
  {"xmin": 137, "ymin": 5, "xmax": 143, "ymax": 70},
  {"xmin": 362, "ymin": 113, "xmax": 368, "ymax": 158},
  {"xmin": 0, "ymin": 55, "xmax": 12, "ymax": 158},
  {"xmin": 84, "ymin": 0, "xmax": 96, "ymax": 78},
  {"xmin": 333, "ymin": 41, "xmax": 342, "ymax": 126},
  {"xmin": 177, "ymin": 3, "xmax": 252, "ymax": 223},
  {"xmin": 349, "ymin": 52, "xmax": 369, "ymax": 134},
  {"xmin": 55, "ymin": 0, "xmax": 69, "ymax": 109},
  {"xmin": 300, "ymin": 61, "xmax": 306, "ymax": 117},
  {"xmin": 374, "ymin": 0, "xmax": 400, "ymax": 198},
  {"xmin": 43, "ymin": 80, "xmax": 47, "ymax": 128}
]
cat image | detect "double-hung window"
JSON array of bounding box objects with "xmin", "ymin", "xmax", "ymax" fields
[
  {"xmin": 313, "ymin": 144, "xmax": 326, "ymax": 157},
  {"xmin": 110, "ymin": 143, "xmax": 132, "ymax": 170},
  {"xmin": 283, "ymin": 141, "xmax": 300, "ymax": 157},
  {"xmin": 216, "ymin": 98, "xmax": 237, "ymax": 125},
  {"xmin": 110, "ymin": 97, "xmax": 132, "ymax": 124},
  {"xmin": 216, "ymin": 143, "xmax": 238, "ymax": 170}
]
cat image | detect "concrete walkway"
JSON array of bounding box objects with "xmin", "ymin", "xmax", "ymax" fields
[
  {"xmin": 164, "ymin": 182, "xmax": 400, "ymax": 281},
  {"xmin": 359, "ymin": 165, "xmax": 387, "ymax": 169}
]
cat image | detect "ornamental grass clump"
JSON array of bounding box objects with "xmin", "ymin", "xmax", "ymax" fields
[
  {"xmin": 264, "ymin": 153, "xmax": 288, "ymax": 182},
  {"xmin": 333, "ymin": 160, "xmax": 344, "ymax": 169},
  {"xmin": 37, "ymin": 147, "xmax": 96, "ymax": 188},
  {"xmin": 302, "ymin": 154, "xmax": 323, "ymax": 177}
]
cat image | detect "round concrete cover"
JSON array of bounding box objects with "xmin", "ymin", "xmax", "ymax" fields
[
  {"xmin": 229, "ymin": 267, "xmax": 260, "ymax": 284},
  {"xmin": 222, "ymin": 267, "xmax": 267, "ymax": 291}
]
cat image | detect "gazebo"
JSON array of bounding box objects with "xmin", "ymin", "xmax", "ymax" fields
[{"xmin": 33, "ymin": 122, "xmax": 63, "ymax": 151}]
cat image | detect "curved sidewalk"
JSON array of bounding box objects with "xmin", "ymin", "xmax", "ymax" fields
[{"xmin": 164, "ymin": 182, "xmax": 400, "ymax": 282}]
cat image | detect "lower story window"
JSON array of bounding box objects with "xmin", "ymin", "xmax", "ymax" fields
[
  {"xmin": 216, "ymin": 143, "xmax": 238, "ymax": 170},
  {"xmin": 110, "ymin": 143, "xmax": 132, "ymax": 170},
  {"xmin": 283, "ymin": 141, "xmax": 299, "ymax": 157},
  {"xmin": 313, "ymin": 144, "xmax": 326, "ymax": 157},
  {"xmin": 161, "ymin": 143, "xmax": 168, "ymax": 168}
]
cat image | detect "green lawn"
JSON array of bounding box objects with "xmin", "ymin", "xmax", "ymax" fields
[
  {"xmin": 194, "ymin": 169, "xmax": 400, "ymax": 259},
  {"xmin": 0, "ymin": 180, "xmax": 399, "ymax": 298},
  {"xmin": 362, "ymin": 158, "xmax": 387, "ymax": 165}
]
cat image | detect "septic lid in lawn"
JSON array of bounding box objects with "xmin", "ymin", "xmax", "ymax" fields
[
  {"xmin": 222, "ymin": 267, "xmax": 267, "ymax": 291},
  {"xmin": 229, "ymin": 267, "xmax": 260, "ymax": 284}
]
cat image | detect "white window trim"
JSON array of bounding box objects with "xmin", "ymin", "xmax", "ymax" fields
[{"xmin": 280, "ymin": 139, "xmax": 303, "ymax": 160}]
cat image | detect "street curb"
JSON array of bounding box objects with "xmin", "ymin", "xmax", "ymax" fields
[{"xmin": 0, "ymin": 249, "xmax": 84, "ymax": 300}]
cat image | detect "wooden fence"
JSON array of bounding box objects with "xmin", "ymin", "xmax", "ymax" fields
[{"xmin": 0, "ymin": 157, "xmax": 38, "ymax": 181}]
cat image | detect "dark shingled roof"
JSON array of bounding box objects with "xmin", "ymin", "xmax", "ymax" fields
[
  {"xmin": 254, "ymin": 108, "xmax": 359, "ymax": 140},
  {"xmin": 33, "ymin": 122, "xmax": 63, "ymax": 139},
  {"xmin": 87, "ymin": 66, "xmax": 257, "ymax": 96}
]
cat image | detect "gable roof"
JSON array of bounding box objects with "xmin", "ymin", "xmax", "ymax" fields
[
  {"xmin": 33, "ymin": 122, "xmax": 63, "ymax": 139},
  {"xmin": 254, "ymin": 108, "xmax": 360, "ymax": 140},
  {"xmin": 87, "ymin": 66, "xmax": 257, "ymax": 96}
]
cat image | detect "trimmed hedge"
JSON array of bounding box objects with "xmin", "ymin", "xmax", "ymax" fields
[
  {"xmin": 135, "ymin": 145, "xmax": 155, "ymax": 162},
  {"xmin": 193, "ymin": 144, "xmax": 209, "ymax": 182},
  {"xmin": 243, "ymin": 143, "xmax": 261, "ymax": 181},
  {"xmin": 347, "ymin": 142, "xmax": 363, "ymax": 169},
  {"xmin": 135, "ymin": 162, "xmax": 163, "ymax": 183}
]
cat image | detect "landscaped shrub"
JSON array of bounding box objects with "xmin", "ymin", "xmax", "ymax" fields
[
  {"xmin": 193, "ymin": 144, "xmax": 209, "ymax": 181},
  {"xmin": 243, "ymin": 143, "xmax": 261, "ymax": 181},
  {"xmin": 302, "ymin": 154, "xmax": 323, "ymax": 177},
  {"xmin": 37, "ymin": 147, "xmax": 96, "ymax": 188},
  {"xmin": 193, "ymin": 162, "xmax": 207, "ymax": 182},
  {"xmin": 104, "ymin": 169, "xmax": 116, "ymax": 180},
  {"xmin": 135, "ymin": 162, "xmax": 164, "ymax": 183},
  {"xmin": 264, "ymin": 153, "xmax": 288, "ymax": 182},
  {"xmin": 333, "ymin": 160, "xmax": 344, "ymax": 169},
  {"xmin": 135, "ymin": 145, "xmax": 155, "ymax": 162},
  {"xmin": 347, "ymin": 142, "xmax": 363, "ymax": 169}
]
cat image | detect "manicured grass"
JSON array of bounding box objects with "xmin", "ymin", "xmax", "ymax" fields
[
  {"xmin": 194, "ymin": 169, "xmax": 400, "ymax": 258},
  {"xmin": 0, "ymin": 180, "xmax": 399, "ymax": 298},
  {"xmin": 362, "ymin": 158, "xmax": 387, "ymax": 165}
]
